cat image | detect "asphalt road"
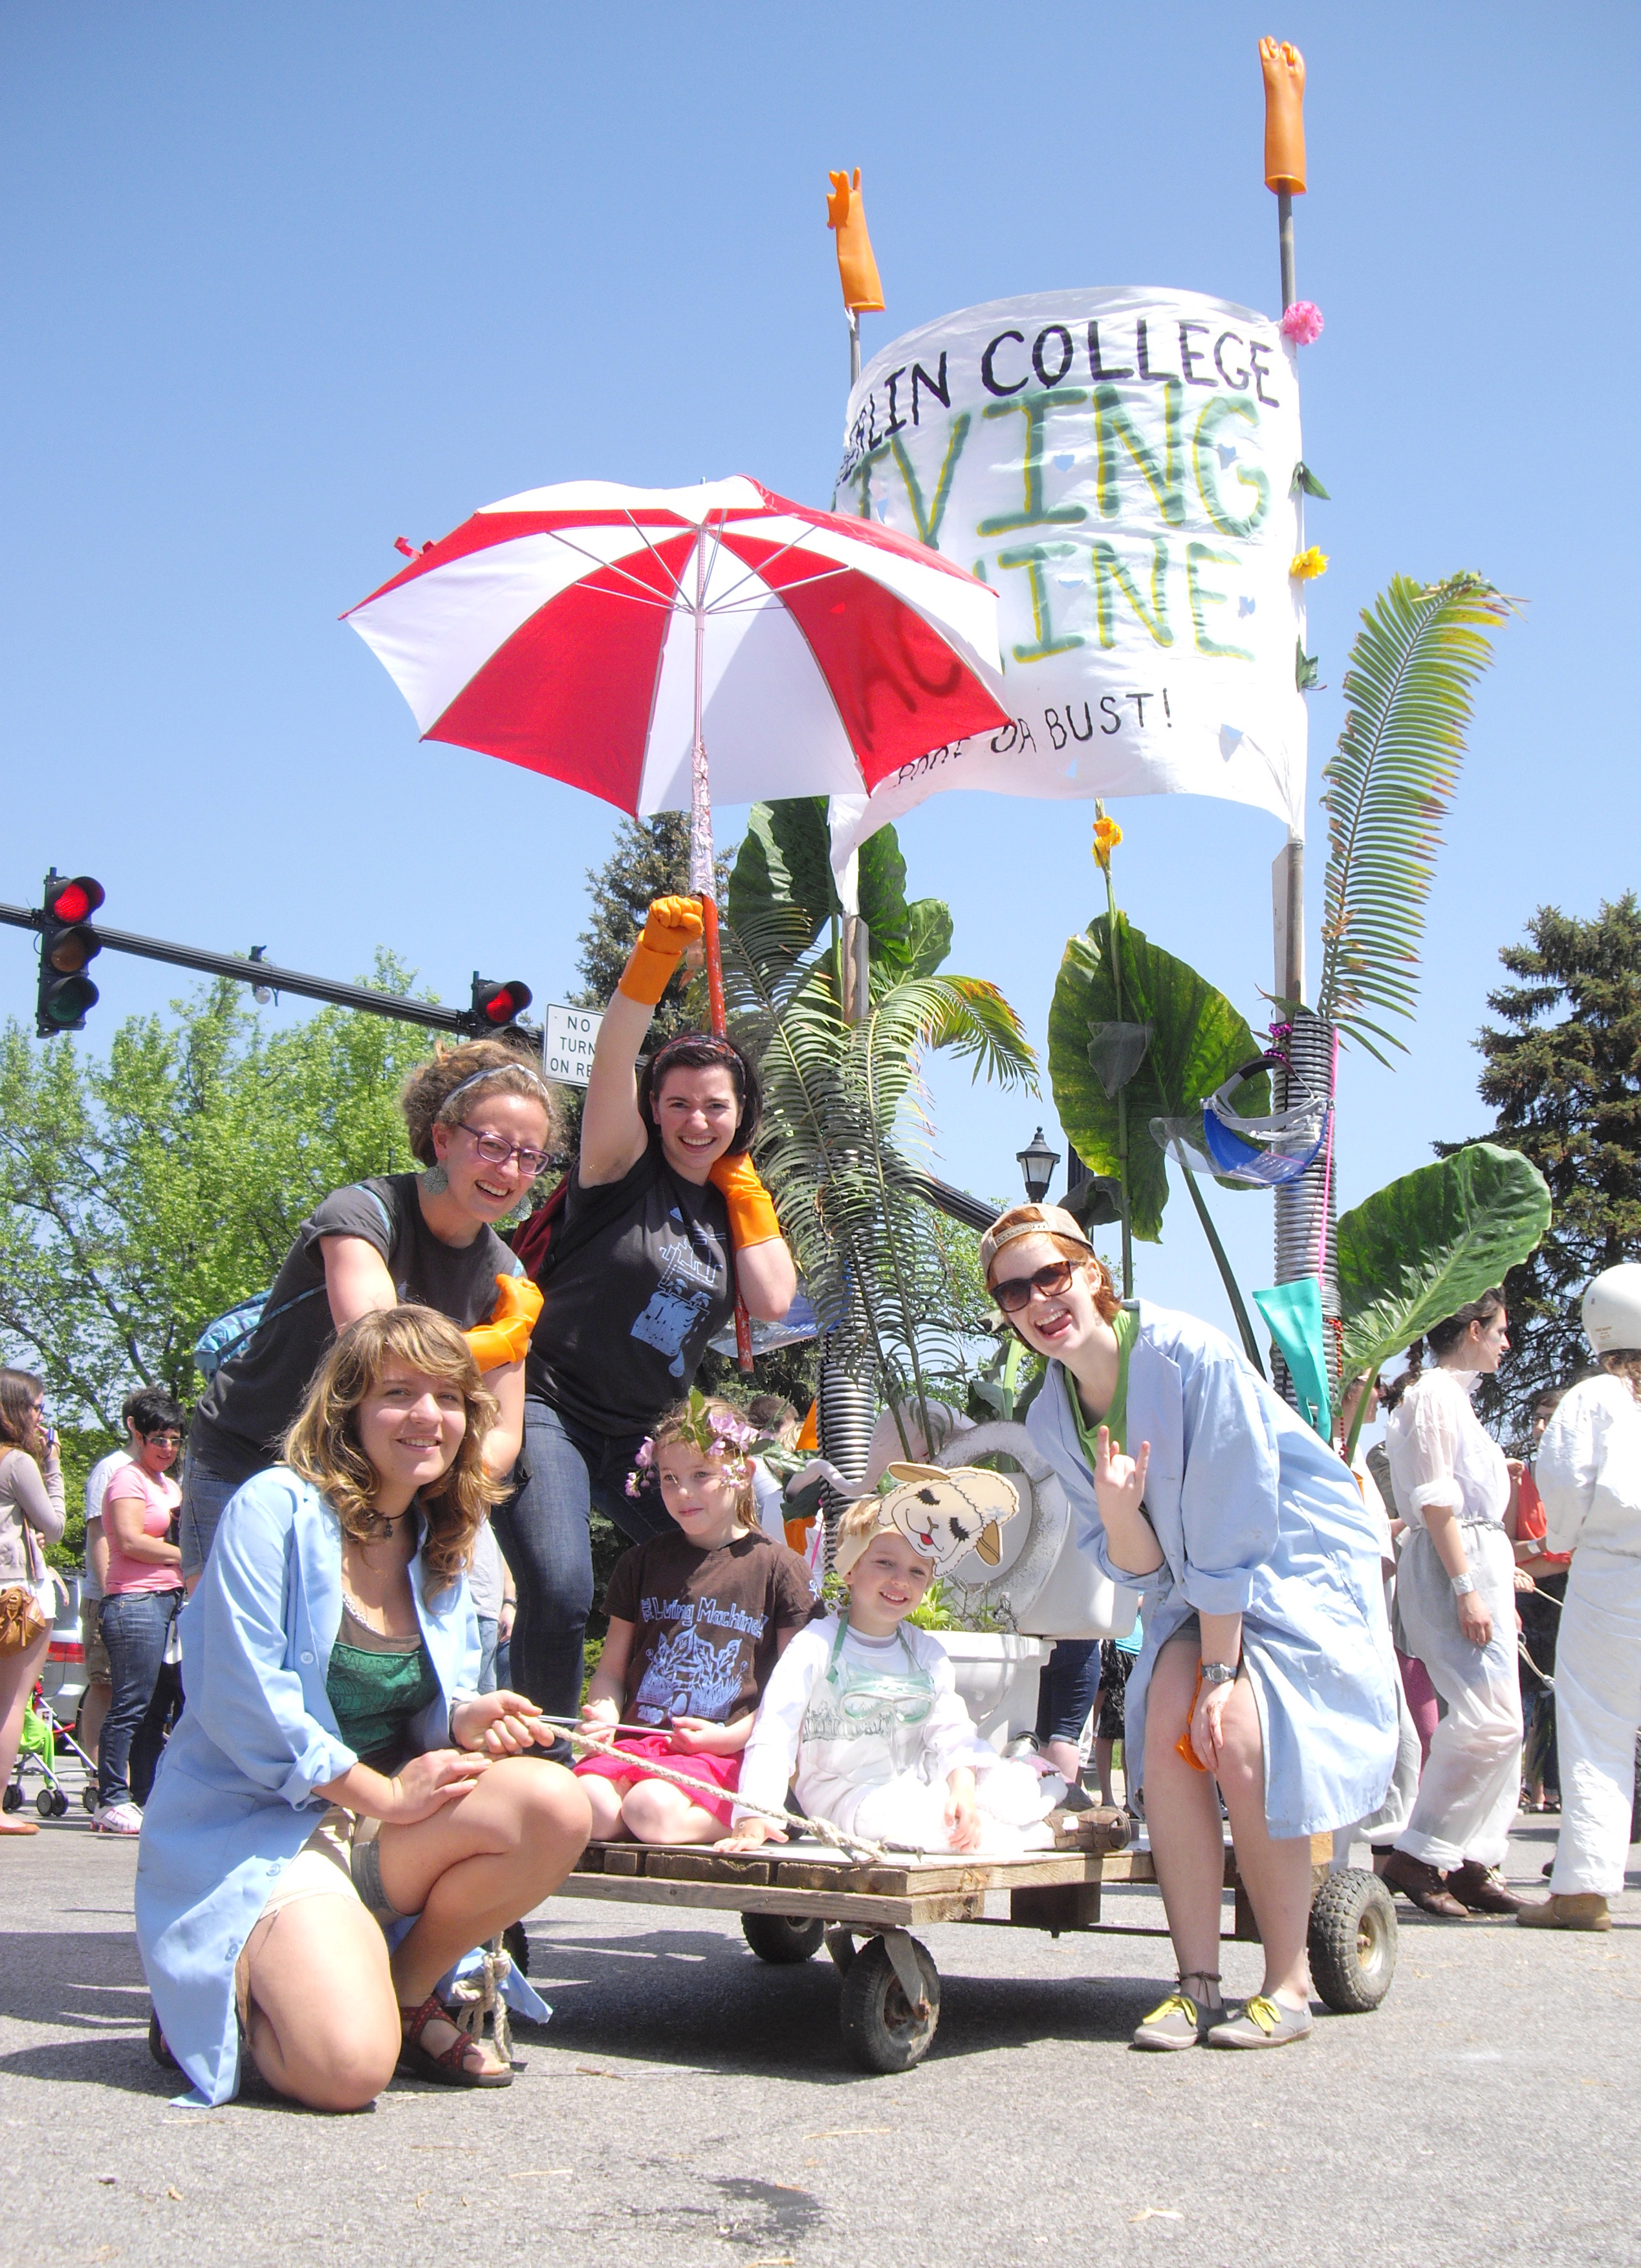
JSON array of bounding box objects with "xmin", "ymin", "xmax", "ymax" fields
[{"xmin": 3, "ymin": 1789, "xmax": 1637, "ymax": 2268}]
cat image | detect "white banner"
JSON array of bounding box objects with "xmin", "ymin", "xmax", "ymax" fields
[{"xmin": 829, "ymin": 286, "xmax": 1309, "ymax": 870}]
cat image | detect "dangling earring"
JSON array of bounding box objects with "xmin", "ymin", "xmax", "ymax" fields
[{"xmin": 421, "ymin": 1162, "xmax": 450, "ymax": 1195}]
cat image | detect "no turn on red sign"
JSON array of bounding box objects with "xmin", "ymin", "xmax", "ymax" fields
[{"xmin": 543, "ymin": 1003, "xmax": 601, "ymax": 1085}]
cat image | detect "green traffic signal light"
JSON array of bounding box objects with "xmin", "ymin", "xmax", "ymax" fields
[{"xmin": 37, "ymin": 869, "xmax": 105, "ymax": 1035}]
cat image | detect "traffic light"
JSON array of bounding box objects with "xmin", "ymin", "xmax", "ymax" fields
[
  {"xmin": 468, "ymin": 972, "xmax": 532, "ymax": 1033},
  {"xmin": 36, "ymin": 870, "xmax": 105, "ymax": 1036}
]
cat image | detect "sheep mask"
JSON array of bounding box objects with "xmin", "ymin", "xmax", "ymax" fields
[{"xmin": 834, "ymin": 1463, "xmax": 1022, "ymax": 1581}]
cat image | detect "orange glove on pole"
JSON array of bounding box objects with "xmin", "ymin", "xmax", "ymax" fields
[
  {"xmin": 825, "ymin": 167, "xmax": 886, "ymax": 313},
  {"xmin": 463, "ymin": 1274, "xmax": 544, "ymax": 1371},
  {"xmin": 617, "ymin": 895, "xmax": 703, "ymax": 1008},
  {"xmin": 709, "ymin": 1153, "xmax": 781, "ymax": 1251}
]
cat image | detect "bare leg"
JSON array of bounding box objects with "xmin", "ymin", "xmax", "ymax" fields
[
  {"xmin": 1043, "ymin": 1736, "xmax": 1083, "ymax": 1787},
  {"xmin": 1141, "ymin": 1633, "xmax": 1227, "ymax": 2009},
  {"xmin": 240, "ymin": 1895, "xmax": 402, "ymax": 2111},
  {"xmin": 1212, "ymin": 1676, "xmax": 1314, "ymax": 2008},
  {"xmin": 621, "ymin": 1776, "xmax": 723, "ymax": 1846},
  {"xmin": 377, "ymin": 1758, "xmax": 590, "ymax": 2073},
  {"xmin": 80, "ymin": 1680, "xmax": 111, "ymax": 1767},
  {"xmin": 0, "ymin": 1629, "xmax": 52, "ymax": 1815},
  {"xmin": 579, "ymin": 1774, "xmax": 633, "ymax": 1840},
  {"xmin": 1094, "ymin": 1736, "xmax": 1117, "ymax": 1807}
]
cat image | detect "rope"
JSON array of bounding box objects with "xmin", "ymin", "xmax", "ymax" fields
[{"xmin": 561, "ymin": 1721, "xmax": 921, "ymax": 1862}]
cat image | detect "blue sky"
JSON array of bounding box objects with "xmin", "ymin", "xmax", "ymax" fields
[{"xmin": 3, "ymin": 3, "xmax": 1636, "ymax": 1347}]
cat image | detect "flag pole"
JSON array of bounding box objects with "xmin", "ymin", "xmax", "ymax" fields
[
  {"xmin": 1262, "ymin": 37, "xmax": 1308, "ymax": 1017},
  {"xmin": 687, "ymin": 523, "xmax": 754, "ymax": 1370}
]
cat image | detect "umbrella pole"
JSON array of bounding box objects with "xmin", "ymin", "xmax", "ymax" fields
[{"xmin": 688, "ymin": 536, "xmax": 755, "ymax": 1373}]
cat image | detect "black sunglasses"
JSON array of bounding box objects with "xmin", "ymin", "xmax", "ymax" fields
[{"xmin": 992, "ymin": 1258, "xmax": 1078, "ymax": 1314}]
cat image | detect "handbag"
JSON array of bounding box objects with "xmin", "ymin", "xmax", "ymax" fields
[{"xmin": 0, "ymin": 1479, "xmax": 50, "ymax": 1657}]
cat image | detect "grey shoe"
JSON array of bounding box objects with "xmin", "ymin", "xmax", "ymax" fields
[
  {"xmin": 1206, "ymin": 1994, "xmax": 1313, "ymax": 2049},
  {"xmin": 1131, "ymin": 1987, "xmax": 1217, "ymax": 2051}
]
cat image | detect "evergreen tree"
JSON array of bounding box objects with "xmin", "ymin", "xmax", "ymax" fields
[
  {"xmin": 571, "ymin": 813, "xmax": 728, "ymax": 1040},
  {"xmin": 1445, "ymin": 894, "xmax": 1641, "ymax": 1439}
]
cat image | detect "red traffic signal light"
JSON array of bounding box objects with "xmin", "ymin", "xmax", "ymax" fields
[
  {"xmin": 469, "ymin": 974, "xmax": 532, "ymax": 1031},
  {"xmin": 37, "ymin": 870, "xmax": 105, "ymax": 1034}
]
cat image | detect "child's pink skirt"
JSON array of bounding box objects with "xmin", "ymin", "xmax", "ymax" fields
[{"xmin": 572, "ymin": 1734, "xmax": 742, "ymax": 1827}]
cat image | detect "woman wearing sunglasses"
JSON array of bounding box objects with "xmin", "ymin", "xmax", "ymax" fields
[
  {"xmin": 984, "ymin": 1203, "xmax": 1397, "ymax": 2053},
  {"xmin": 183, "ymin": 1040, "xmax": 556, "ymax": 1586}
]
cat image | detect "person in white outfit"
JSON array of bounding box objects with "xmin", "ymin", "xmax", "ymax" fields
[
  {"xmin": 1519, "ymin": 1263, "xmax": 1641, "ymax": 1932},
  {"xmin": 719, "ymin": 1493, "xmax": 1056, "ymax": 1857},
  {"xmin": 1381, "ymin": 1291, "xmax": 1528, "ymax": 1918}
]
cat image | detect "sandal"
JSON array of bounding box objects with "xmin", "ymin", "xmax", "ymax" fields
[{"xmin": 398, "ymin": 1994, "xmax": 513, "ymax": 2089}]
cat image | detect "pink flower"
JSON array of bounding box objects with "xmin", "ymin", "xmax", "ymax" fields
[
  {"xmin": 1279, "ymin": 300, "xmax": 1323, "ymax": 347},
  {"xmin": 624, "ymin": 1472, "xmax": 641, "ymax": 1498},
  {"xmin": 635, "ymin": 1439, "xmax": 654, "ymax": 1468}
]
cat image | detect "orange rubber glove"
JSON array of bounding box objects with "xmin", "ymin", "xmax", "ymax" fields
[
  {"xmin": 709, "ymin": 1153, "xmax": 781, "ymax": 1250},
  {"xmin": 617, "ymin": 895, "xmax": 702, "ymax": 1007},
  {"xmin": 464, "ymin": 1274, "xmax": 543, "ymax": 1371}
]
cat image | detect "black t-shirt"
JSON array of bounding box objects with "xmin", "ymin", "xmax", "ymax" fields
[
  {"xmin": 603, "ymin": 1526, "xmax": 818, "ymax": 1728},
  {"xmin": 526, "ymin": 1134, "xmax": 735, "ymax": 1437},
  {"xmin": 191, "ymin": 1173, "xmax": 521, "ymax": 1485}
]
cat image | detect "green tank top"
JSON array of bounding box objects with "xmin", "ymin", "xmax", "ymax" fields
[
  {"xmin": 1063, "ymin": 1302, "xmax": 1138, "ymax": 1462},
  {"xmin": 325, "ymin": 1600, "xmax": 439, "ymax": 1771}
]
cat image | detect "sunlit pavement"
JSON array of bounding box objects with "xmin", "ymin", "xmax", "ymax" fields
[{"xmin": 3, "ymin": 1785, "xmax": 1636, "ymax": 2268}]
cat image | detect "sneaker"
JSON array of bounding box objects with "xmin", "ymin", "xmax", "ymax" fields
[
  {"xmin": 92, "ymin": 1801, "xmax": 143, "ymax": 1836},
  {"xmin": 1131, "ymin": 1988, "xmax": 1218, "ymax": 2051},
  {"xmin": 1517, "ymin": 1892, "xmax": 1611, "ymax": 1932},
  {"xmin": 1206, "ymin": 1994, "xmax": 1314, "ymax": 2049}
]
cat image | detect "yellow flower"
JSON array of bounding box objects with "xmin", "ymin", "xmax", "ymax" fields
[
  {"xmin": 1092, "ymin": 813, "xmax": 1123, "ymax": 871},
  {"xmin": 1290, "ymin": 546, "xmax": 1329, "ymax": 580}
]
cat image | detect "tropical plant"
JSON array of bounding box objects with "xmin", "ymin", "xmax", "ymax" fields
[
  {"xmin": 1314, "ymin": 572, "xmax": 1516, "ymax": 1063},
  {"xmin": 1436, "ymin": 895, "xmax": 1641, "ymax": 1440},
  {"xmin": 1334, "ymin": 1141, "xmax": 1552, "ymax": 1456},
  {"xmin": 719, "ymin": 797, "xmax": 1036, "ymax": 1445}
]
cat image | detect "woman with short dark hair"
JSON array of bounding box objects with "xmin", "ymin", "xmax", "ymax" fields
[
  {"xmin": 503, "ymin": 896, "xmax": 797, "ymax": 1720},
  {"xmin": 95, "ymin": 1388, "xmax": 188, "ymax": 1833},
  {"xmin": 0, "ymin": 1369, "xmax": 64, "ymax": 1840}
]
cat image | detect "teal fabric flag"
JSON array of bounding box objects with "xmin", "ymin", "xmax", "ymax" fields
[{"xmin": 1254, "ymin": 1278, "xmax": 1332, "ymax": 1440}]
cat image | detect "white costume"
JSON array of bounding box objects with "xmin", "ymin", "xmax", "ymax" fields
[
  {"xmin": 1334, "ymin": 1454, "xmax": 1421, "ymax": 1864},
  {"xmin": 1536, "ymin": 1373, "xmax": 1641, "ymax": 1897},
  {"xmin": 1386, "ymin": 1366, "xmax": 1523, "ymax": 1871},
  {"xmin": 733, "ymin": 1613, "xmax": 1054, "ymax": 1853}
]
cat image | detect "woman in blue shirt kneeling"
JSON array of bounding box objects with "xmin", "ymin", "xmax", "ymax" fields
[{"xmin": 136, "ymin": 1305, "xmax": 591, "ymax": 2110}]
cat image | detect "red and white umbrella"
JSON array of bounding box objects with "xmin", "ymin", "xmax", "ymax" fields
[{"xmin": 344, "ymin": 475, "xmax": 1008, "ymax": 895}]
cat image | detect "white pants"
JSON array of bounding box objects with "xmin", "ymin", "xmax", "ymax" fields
[
  {"xmin": 1550, "ymin": 1549, "xmax": 1641, "ymax": 1897},
  {"xmin": 1395, "ymin": 1524, "xmax": 1523, "ymax": 1871},
  {"xmin": 847, "ymin": 1759, "xmax": 1056, "ymax": 1855}
]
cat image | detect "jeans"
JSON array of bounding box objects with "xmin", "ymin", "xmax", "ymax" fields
[
  {"xmin": 1035, "ymin": 1638, "xmax": 1102, "ymax": 1749},
  {"xmin": 98, "ymin": 1589, "xmax": 184, "ymax": 1808},
  {"xmin": 179, "ymin": 1448, "xmax": 246, "ymax": 1582},
  {"xmin": 493, "ymin": 1397, "xmax": 670, "ymax": 1719}
]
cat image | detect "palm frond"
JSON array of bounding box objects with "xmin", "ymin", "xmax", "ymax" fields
[
  {"xmin": 1316, "ymin": 571, "xmax": 1517, "ymax": 1055},
  {"xmin": 913, "ymin": 975, "xmax": 1039, "ymax": 1092}
]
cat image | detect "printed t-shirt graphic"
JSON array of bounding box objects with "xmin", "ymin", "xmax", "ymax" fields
[
  {"xmin": 603, "ymin": 1528, "xmax": 817, "ymax": 1729},
  {"xmin": 527, "ymin": 1133, "xmax": 735, "ymax": 1435}
]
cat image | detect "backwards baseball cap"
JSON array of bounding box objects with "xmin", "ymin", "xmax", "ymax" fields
[{"xmin": 978, "ymin": 1203, "xmax": 1096, "ymax": 1284}]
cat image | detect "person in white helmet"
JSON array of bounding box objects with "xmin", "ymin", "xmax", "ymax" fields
[{"xmin": 1518, "ymin": 1263, "xmax": 1641, "ymax": 1932}]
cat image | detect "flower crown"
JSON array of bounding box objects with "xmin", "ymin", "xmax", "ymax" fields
[{"xmin": 624, "ymin": 1388, "xmax": 772, "ymax": 1498}]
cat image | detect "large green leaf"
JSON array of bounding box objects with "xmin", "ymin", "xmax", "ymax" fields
[
  {"xmin": 1337, "ymin": 1142, "xmax": 1552, "ymax": 1373},
  {"xmin": 726, "ymin": 797, "xmax": 839, "ymax": 947},
  {"xmin": 1047, "ymin": 915, "xmax": 1266, "ymax": 1243},
  {"xmin": 858, "ymin": 827, "xmax": 909, "ymax": 948}
]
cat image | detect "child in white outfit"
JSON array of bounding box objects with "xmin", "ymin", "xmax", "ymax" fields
[{"xmin": 719, "ymin": 1488, "xmax": 1058, "ymax": 1855}]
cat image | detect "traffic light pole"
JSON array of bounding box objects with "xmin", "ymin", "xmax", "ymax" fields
[{"xmin": 0, "ymin": 902, "xmax": 516, "ymax": 1039}]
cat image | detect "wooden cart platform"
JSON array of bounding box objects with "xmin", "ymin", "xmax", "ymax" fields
[{"xmin": 554, "ymin": 1815, "xmax": 1397, "ymax": 2069}]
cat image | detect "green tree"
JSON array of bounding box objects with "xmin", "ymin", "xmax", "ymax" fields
[
  {"xmin": 1442, "ymin": 895, "xmax": 1641, "ymax": 1439},
  {"xmin": 0, "ymin": 955, "xmax": 433, "ymax": 1424}
]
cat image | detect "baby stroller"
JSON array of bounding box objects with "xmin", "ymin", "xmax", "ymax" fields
[{"xmin": 2, "ymin": 1685, "xmax": 96, "ymax": 1820}]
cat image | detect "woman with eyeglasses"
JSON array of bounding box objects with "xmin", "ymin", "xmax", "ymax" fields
[
  {"xmin": 183, "ymin": 1040, "xmax": 556, "ymax": 1587},
  {"xmin": 94, "ymin": 1390, "xmax": 188, "ymax": 1833},
  {"xmin": 501, "ymin": 897, "xmax": 798, "ymax": 1723},
  {"xmin": 983, "ymin": 1203, "xmax": 1397, "ymax": 2053}
]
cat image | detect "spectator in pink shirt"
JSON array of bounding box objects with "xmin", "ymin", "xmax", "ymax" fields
[{"xmin": 96, "ymin": 1391, "xmax": 186, "ymax": 1835}]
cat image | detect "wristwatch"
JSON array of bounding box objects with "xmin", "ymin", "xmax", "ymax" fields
[
  {"xmin": 1200, "ymin": 1659, "xmax": 1238, "ymax": 1685},
  {"xmin": 1450, "ymin": 1571, "xmax": 1476, "ymax": 1596}
]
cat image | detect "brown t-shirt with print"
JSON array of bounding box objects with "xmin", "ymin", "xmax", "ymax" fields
[{"xmin": 603, "ymin": 1527, "xmax": 818, "ymax": 1730}]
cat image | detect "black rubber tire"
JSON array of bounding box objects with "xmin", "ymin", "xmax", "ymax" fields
[
  {"xmin": 147, "ymin": 2011, "xmax": 178, "ymax": 2071},
  {"xmin": 838, "ymin": 1935, "xmax": 940, "ymax": 2072},
  {"xmin": 503, "ymin": 1921, "xmax": 530, "ymax": 1977},
  {"xmin": 1309, "ymin": 1867, "xmax": 1398, "ymax": 2013},
  {"xmin": 1, "ymin": 1782, "xmax": 19, "ymax": 1813},
  {"xmin": 52, "ymin": 1789, "xmax": 70, "ymax": 1818},
  {"xmin": 741, "ymin": 1912, "xmax": 825, "ymax": 1965},
  {"xmin": 82, "ymin": 1787, "xmax": 98, "ymax": 1813},
  {"xmin": 34, "ymin": 1787, "xmax": 56, "ymax": 1819}
]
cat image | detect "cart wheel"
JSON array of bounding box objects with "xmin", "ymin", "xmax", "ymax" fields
[
  {"xmin": 503, "ymin": 1921, "xmax": 530, "ymax": 1977},
  {"xmin": 1309, "ymin": 1867, "xmax": 1397, "ymax": 2013},
  {"xmin": 148, "ymin": 2011, "xmax": 178, "ymax": 2071},
  {"xmin": 82, "ymin": 1786, "xmax": 98, "ymax": 1813},
  {"xmin": 52, "ymin": 1789, "xmax": 70, "ymax": 1818},
  {"xmin": 838, "ymin": 1935, "xmax": 940, "ymax": 2073},
  {"xmin": 1, "ymin": 1783, "xmax": 19, "ymax": 1813},
  {"xmin": 741, "ymin": 1912, "xmax": 825, "ymax": 1965},
  {"xmin": 35, "ymin": 1787, "xmax": 56, "ymax": 1819}
]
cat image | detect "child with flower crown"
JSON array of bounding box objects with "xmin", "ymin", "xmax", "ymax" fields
[{"xmin": 573, "ymin": 1392, "xmax": 819, "ymax": 1842}]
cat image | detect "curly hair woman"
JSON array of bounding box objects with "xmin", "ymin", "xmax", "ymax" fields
[{"xmin": 136, "ymin": 1306, "xmax": 591, "ymax": 2109}]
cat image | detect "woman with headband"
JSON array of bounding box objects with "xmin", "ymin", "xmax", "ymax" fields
[
  {"xmin": 503, "ymin": 897, "xmax": 798, "ymax": 1724},
  {"xmin": 982, "ymin": 1203, "xmax": 1397, "ymax": 2052},
  {"xmin": 183, "ymin": 1040, "xmax": 554, "ymax": 1585}
]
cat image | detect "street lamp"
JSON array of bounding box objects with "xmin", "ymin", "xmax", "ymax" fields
[{"xmin": 1016, "ymin": 1126, "xmax": 1060, "ymax": 1205}]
